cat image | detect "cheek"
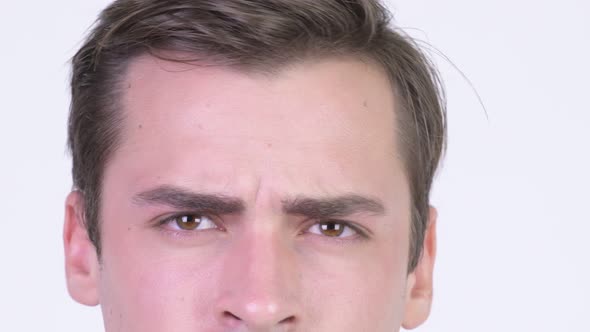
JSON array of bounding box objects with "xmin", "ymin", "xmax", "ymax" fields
[
  {"xmin": 369, "ymin": 244, "xmax": 409, "ymax": 329},
  {"xmin": 353, "ymin": 225, "xmax": 410, "ymax": 328},
  {"xmin": 98, "ymin": 246, "xmax": 220, "ymax": 330},
  {"xmin": 299, "ymin": 234, "xmax": 409, "ymax": 329},
  {"xmin": 97, "ymin": 203, "xmax": 221, "ymax": 329}
]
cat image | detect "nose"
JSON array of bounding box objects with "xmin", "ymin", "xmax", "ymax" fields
[{"xmin": 215, "ymin": 226, "xmax": 301, "ymax": 331}]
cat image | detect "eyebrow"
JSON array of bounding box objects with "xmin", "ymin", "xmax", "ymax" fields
[
  {"xmin": 133, "ymin": 185, "xmax": 245, "ymax": 214},
  {"xmin": 282, "ymin": 194, "xmax": 385, "ymax": 219},
  {"xmin": 133, "ymin": 185, "xmax": 385, "ymax": 219}
]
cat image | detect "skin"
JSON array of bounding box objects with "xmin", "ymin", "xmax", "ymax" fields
[{"xmin": 64, "ymin": 54, "xmax": 437, "ymax": 331}]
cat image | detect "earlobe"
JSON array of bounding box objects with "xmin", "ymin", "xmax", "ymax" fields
[
  {"xmin": 402, "ymin": 206, "xmax": 437, "ymax": 329},
  {"xmin": 63, "ymin": 190, "xmax": 100, "ymax": 306}
]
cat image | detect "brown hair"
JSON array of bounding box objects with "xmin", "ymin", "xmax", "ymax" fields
[{"xmin": 68, "ymin": 0, "xmax": 446, "ymax": 272}]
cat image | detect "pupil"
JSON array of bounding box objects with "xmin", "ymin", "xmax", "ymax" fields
[{"xmin": 321, "ymin": 222, "xmax": 344, "ymax": 236}]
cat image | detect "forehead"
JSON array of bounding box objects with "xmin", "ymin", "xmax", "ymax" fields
[
  {"xmin": 120, "ymin": 54, "xmax": 396, "ymax": 133},
  {"xmin": 109, "ymin": 54, "xmax": 405, "ymax": 199}
]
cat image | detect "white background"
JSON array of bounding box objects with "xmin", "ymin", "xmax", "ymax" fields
[{"xmin": 0, "ymin": 0, "xmax": 588, "ymax": 331}]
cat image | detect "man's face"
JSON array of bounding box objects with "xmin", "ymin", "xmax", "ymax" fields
[{"xmin": 64, "ymin": 55, "xmax": 435, "ymax": 331}]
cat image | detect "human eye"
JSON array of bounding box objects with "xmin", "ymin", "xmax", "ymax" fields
[
  {"xmin": 306, "ymin": 219, "xmax": 366, "ymax": 240},
  {"xmin": 158, "ymin": 213, "xmax": 218, "ymax": 233}
]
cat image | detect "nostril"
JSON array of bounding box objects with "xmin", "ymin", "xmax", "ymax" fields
[
  {"xmin": 222, "ymin": 310, "xmax": 243, "ymax": 328},
  {"xmin": 222, "ymin": 310, "xmax": 295, "ymax": 322},
  {"xmin": 223, "ymin": 310, "xmax": 241, "ymax": 321},
  {"xmin": 279, "ymin": 316, "xmax": 296, "ymax": 324},
  {"xmin": 221, "ymin": 310, "xmax": 297, "ymax": 329}
]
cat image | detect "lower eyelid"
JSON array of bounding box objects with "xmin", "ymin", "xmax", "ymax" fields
[{"xmin": 156, "ymin": 219, "xmax": 221, "ymax": 239}]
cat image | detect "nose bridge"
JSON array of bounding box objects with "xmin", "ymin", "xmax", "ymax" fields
[
  {"xmin": 216, "ymin": 217, "xmax": 300, "ymax": 329},
  {"xmin": 237, "ymin": 224, "xmax": 292, "ymax": 294}
]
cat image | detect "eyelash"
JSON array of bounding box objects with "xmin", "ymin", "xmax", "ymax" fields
[{"xmin": 155, "ymin": 213, "xmax": 368, "ymax": 242}]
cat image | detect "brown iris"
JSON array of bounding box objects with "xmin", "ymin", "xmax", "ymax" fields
[
  {"xmin": 319, "ymin": 221, "xmax": 345, "ymax": 237},
  {"xmin": 175, "ymin": 214, "xmax": 203, "ymax": 230}
]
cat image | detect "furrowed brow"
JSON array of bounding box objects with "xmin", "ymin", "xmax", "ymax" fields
[
  {"xmin": 282, "ymin": 194, "xmax": 385, "ymax": 220},
  {"xmin": 132, "ymin": 185, "xmax": 245, "ymax": 214}
]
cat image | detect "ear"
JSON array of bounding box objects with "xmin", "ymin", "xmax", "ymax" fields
[
  {"xmin": 63, "ymin": 190, "xmax": 100, "ymax": 306},
  {"xmin": 402, "ymin": 206, "xmax": 437, "ymax": 329}
]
